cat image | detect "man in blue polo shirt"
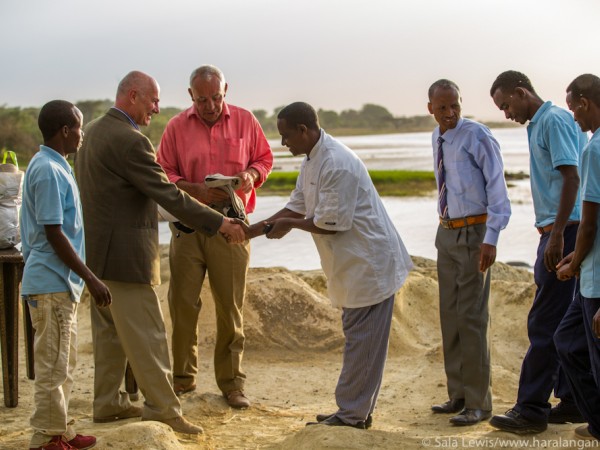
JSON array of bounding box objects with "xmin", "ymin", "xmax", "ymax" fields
[
  {"xmin": 489, "ymin": 70, "xmax": 588, "ymax": 433},
  {"xmin": 556, "ymin": 73, "xmax": 600, "ymax": 442},
  {"xmin": 21, "ymin": 100, "xmax": 111, "ymax": 450}
]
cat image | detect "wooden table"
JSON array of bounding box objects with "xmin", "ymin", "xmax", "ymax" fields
[
  {"xmin": 0, "ymin": 248, "xmax": 138, "ymax": 407},
  {"xmin": 0, "ymin": 247, "xmax": 30, "ymax": 408}
]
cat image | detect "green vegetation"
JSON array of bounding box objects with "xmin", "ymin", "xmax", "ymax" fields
[
  {"xmin": 260, "ymin": 170, "xmax": 436, "ymax": 197},
  {"xmin": 0, "ymin": 101, "xmax": 519, "ymax": 166}
]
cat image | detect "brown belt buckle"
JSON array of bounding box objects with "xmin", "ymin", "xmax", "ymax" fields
[{"xmin": 440, "ymin": 218, "xmax": 451, "ymax": 229}]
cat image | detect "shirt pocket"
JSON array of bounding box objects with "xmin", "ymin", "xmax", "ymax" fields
[
  {"xmin": 224, "ymin": 138, "xmax": 249, "ymax": 169},
  {"xmin": 447, "ymin": 153, "xmax": 474, "ymax": 193}
]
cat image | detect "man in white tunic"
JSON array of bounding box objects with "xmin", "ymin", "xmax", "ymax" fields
[{"xmin": 246, "ymin": 102, "xmax": 413, "ymax": 428}]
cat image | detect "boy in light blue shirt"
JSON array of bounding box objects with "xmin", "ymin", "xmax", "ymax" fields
[
  {"xmin": 556, "ymin": 73, "xmax": 600, "ymax": 442},
  {"xmin": 20, "ymin": 100, "xmax": 111, "ymax": 450}
]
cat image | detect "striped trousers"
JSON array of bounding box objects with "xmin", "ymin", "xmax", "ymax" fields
[{"xmin": 335, "ymin": 295, "xmax": 395, "ymax": 425}]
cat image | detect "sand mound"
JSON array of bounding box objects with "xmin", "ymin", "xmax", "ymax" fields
[
  {"xmin": 244, "ymin": 268, "xmax": 344, "ymax": 352},
  {"xmin": 4, "ymin": 249, "xmax": 566, "ymax": 450},
  {"xmin": 95, "ymin": 422, "xmax": 186, "ymax": 449}
]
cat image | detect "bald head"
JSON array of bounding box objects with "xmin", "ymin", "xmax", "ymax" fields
[
  {"xmin": 114, "ymin": 70, "xmax": 160, "ymax": 126},
  {"xmin": 116, "ymin": 71, "xmax": 157, "ymax": 101}
]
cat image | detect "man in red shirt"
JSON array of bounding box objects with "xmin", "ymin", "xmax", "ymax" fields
[{"xmin": 157, "ymin": 65, "xmax": 272, "ymax": 408}]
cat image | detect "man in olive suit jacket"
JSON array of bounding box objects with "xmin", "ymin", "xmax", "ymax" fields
[{"xmin": 75, "ymin": 71, "xmax": 244, "ymax": 435}]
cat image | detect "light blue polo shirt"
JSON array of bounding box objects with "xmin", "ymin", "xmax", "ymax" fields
[
  {"xmin": 579, "ymin": 130, "xmax": 600, "ymax": 298},
  {"xmin": 527, "ymin": 101, "xmax": 587, "ymax": 227},
  {"xmin": 20, "ymin": 145, "xmax": 85, "ymax": 301}
]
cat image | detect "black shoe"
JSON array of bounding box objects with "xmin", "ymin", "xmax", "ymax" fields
[
  {"xmin": 315, "ymin": 413, "xmax": 373, "ymax": 429},
  {"xmin": 449, "ymin": 408, "xmax": 491, "ymax": 426},
  {"xmin": 489, "ymin": 409, "xmax": 547, "ymax": 434},
  {"xmin": 549, "ymin": 401, "xmax": 585, "ymax": 424},
  {"xmin": 307, "ymin": 415, "xmax": 366, "ymax": 429},
  {"xmin": 431, "ymin": 398, "xmax": 465, "ymax": 414}
]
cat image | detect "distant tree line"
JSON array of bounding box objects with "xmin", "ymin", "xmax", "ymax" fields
[
  {"xmin": 0, "ymin": 100, "xmax": 185, "ymax": 164},
  {"xmin": 1, "ymin": 101, "xmax": 513, "ymax": 164},
  {"xmin": 253, "ymin": 103, "xmax": 437, "ymax": 137}
]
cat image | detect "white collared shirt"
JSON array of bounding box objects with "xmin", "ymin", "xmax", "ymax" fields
[{"xmin": 286, "ymin": 130, "xmax": 413, "ymax": 308}]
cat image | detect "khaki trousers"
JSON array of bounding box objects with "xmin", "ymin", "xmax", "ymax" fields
[
  {"xmin": 28, "ymin": 292, "xmax": 78, "ymax": 447},
  {"xmin": 91, "ymin": 280, "xmax": 181, "ymax": 420},
  {"xmin": 168, "ymin": 223, "xmax": 249, "ymax": 393}
]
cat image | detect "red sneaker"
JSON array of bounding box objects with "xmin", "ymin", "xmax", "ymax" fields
[
  {"xmin": 29, "ymin": 435, "xmax": 76, "ymax": 450},
  {"xmin": 66, "ymin": 434, "xmax": 96, "ymax": 449}
]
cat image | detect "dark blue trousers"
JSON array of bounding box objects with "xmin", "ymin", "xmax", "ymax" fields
[
  {"xmin": 555, "ymin": 293, "xmax": 600, "ymax": 439},
  {"xmin": 513, "ymin": 224, "xmax": 579, "ymax": 422}
]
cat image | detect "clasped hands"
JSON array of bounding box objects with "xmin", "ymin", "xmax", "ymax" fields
[
  {"xmin": 246, "ymin": 219, "xmax": 291, "ymax": 240},
  {"xmin": 556, "ymin": 251, "xmax": 579, "ymax": 281}
]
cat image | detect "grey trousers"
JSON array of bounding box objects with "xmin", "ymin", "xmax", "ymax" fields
[
  {"xmin": 335, "ymin": 295, "xmax": 395, "ymax": 425},
  {"xmin": 435, "ymin": 223, "xmax": 492, "ymax": 410},
  {"xmin": 91, "ymin": 280, "xmax": 181, "ymax": 421}
]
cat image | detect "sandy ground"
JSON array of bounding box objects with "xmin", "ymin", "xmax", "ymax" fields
[{"xmin": 0, "ymin": 248, "xmax": 593, "ymax": 449}]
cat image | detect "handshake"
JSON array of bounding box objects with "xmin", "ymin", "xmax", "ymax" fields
[{"xmin": 219, "ymin": 218, "xmax": 289, "ymax": 244}]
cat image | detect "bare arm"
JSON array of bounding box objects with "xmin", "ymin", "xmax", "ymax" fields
[
  {"xmin": 44, "ymin": 225, "xmax": 111, "ymax": 307},
  {"xmin": 544, "ymin": 165, "xmax": 580, "ymax": 272},
  {"xmin": 266, "ymin": 216, "xmax": 337, "ymax": 239},
  {"xmin": 245, "ymin": 208, "xmax": 336, "ymax": 240},
  {"xmin": 245, "ymin": 208, "xmax": 302, "ymax": 239}
]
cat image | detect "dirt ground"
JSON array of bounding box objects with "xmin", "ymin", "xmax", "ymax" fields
[{"xmin": 0, "ymin": 250, "xmax": 593, "ymax": 449}]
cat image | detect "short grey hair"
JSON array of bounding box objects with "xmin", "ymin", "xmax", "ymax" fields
[{"xmin": 189, "ymin": 65, "xmax": 226, "ymax": 88}]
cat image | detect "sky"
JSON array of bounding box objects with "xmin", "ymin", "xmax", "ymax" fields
[{"xmin": 1, "ymin": 0, "xmax": 599, "ymax": 121}]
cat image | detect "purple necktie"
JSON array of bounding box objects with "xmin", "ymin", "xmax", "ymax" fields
[{"xmin": 437, "ymin": 136, "xmax": 448, "ymax": 218}]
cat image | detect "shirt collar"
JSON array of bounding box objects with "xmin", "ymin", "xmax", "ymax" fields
[
  {"xmin": 438, "ymin": 117, "xmax": 464, "ymax": 145},
  {"xmin": 529, "ymin": 101, "xmax": 552, "ymax": 125},
  {"xmin": 39, "ymin": 145, "xmax": 72, "ymax": 173},
  {"xmin": 307, "ymin": 129, "xmax": 325, "ymax": 160},
  {"xmin": 111, "ymin": 106, "xmax": 140, "ymax": 130}
]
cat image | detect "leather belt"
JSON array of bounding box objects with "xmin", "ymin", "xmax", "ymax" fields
[
  {"xmin": 536, "ymin": 220, "xmax": 580, "ymax": 235},
  {"xmin": 439, "ymin": 213, "xmax": 487, "ymax": 230}
]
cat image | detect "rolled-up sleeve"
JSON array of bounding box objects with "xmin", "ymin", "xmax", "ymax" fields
[
  {"xmin": 247, "ymin": 115, "xmax": 273, "ymax": 187},
  {"xmin": 313, "ymin": 166, "xmax": 358, "ymax": 232}
]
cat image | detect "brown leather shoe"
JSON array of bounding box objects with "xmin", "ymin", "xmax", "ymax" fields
[
  {"xmin": 143, "ymin": 415, "xmax": 204, "ymax": 434},
  {"xmin": 224, "ymin": 390, "xmax": 250, "ymax": 409},
  {"xmin": 173, "ymin": 382, "xmax": 196, "ymax": 397},
  {"xmin": 93, "ymin": 405, "xmax": 142, "ymax": 423}
]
